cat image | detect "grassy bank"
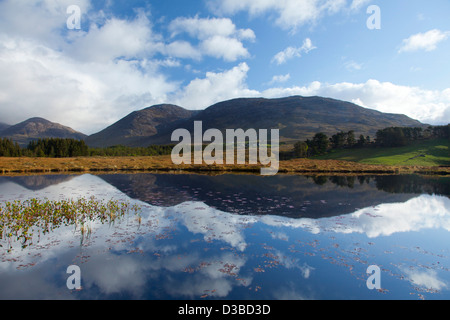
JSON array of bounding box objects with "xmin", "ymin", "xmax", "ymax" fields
[
  {"xmin": 0, "ymin": 154, "xmax": 448, "ymax": 176},
  {"xmin": 315, "ymin": 139, "xmax": 449, "ymax": 167}
]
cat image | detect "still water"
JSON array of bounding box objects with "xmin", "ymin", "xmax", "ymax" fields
[{"xmin": 0, "ymin": 173, "xmax": 449, "ymax": 300}]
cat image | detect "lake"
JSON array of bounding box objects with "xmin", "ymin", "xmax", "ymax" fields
[{"xmin": 0, "ymin": 173, "xmax": 449, "ymax": 300}]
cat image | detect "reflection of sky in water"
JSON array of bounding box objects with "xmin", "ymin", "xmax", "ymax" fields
[{"xmin": 0, "ymin": 174, "xmax": 449, "ymax": 300}]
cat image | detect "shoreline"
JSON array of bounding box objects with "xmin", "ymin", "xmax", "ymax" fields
[{"xmin": 0, "ymin": 156, "xmax": 448, "ymax": 177}]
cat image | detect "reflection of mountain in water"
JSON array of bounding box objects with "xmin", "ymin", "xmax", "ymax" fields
[
  {"xmin": 98, "ymin": 174, "xmax": 449, "ymax": 219},
  {"xmin": 373, "ymin": 175, "xmax": 450, "ymax": 196},
  {"xmin": 0, "ymin": 175, "xmax": 76, "ymax": 191}
]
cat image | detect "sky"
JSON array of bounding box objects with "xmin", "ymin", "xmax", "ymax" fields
[{"xmin": 0, "ymin": 0, "xmax": 449, "ymax": 134}]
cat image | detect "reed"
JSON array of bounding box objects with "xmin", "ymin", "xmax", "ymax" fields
[{"xmin": 0, "ymin": 197, "xmax": 141, "ymax": 252}]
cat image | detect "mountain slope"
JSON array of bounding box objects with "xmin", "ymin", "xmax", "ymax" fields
[
  {"xmin": 85, "ymin": 104, "xmax": 199, "ymax": 148},
  {"xmin": 0, "ymin": 117, "xmax": 87, "ymax": 146},
  {"xmin": 0, "ymin": 123, "xmax": 11, "ymax": 133},
  {"xmin": 186, "ymin": 96, "xmax": 423, "ymax": 141},
  {"xmin": 86, "ymin": 96, "xmax": 426, "ymax": 148}
]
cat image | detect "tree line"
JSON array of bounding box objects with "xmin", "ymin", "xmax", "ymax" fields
[
  {"xmin": 0, "ymin": 124, "xmax": 448, "ymax": 159},
  {"xmin": 291, "ymin": 124, "xmax": 449, "ymax": 158},
  {"xmin": 0, "ymin": 138, "xmax": 174, "ymax": 158}
]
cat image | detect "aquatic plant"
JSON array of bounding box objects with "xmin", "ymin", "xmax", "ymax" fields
[{"xmin": 0, "ymin": 197, "xmax": 141, "ymax": 252}]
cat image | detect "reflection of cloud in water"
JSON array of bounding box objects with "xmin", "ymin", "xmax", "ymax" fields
[
  {"xmin": 80, "ymin": 250, "xmax": 251, "ymax": 299},
  {"xmin": 170, "ymin": 202, "xmax": 257, "ymax": 252},
  {"xmin": 260, "ymin": 195, "xmax": 450, "ymax": 238},
  {"xmin": 164, "ymin": 252, "xmax": 251, "ymax": 299},
  {"xmin": 401, "ymin": 267, "xmax": 447, "ymax": 291}
]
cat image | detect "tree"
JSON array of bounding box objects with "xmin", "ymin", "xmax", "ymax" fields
[
  {"xmin": 293, "ymin": 141, "xmax": 309, "ymax": 158},
  {"xmin": 331, "ymin": 131, "xmax": 347, "ymax": 149},
  {"xmin": 347, "ymin": 130, "xmax": 356, "ymax": 147},
  {"xmin": 357, "ymin": 135, "xmax": 366, "ymax": 147},
  {"xmin": 26, "ymin": 138, "xmax": 89, "ymax": 158},
  {"xmin": 308, "ymin": 133, "xmax": 329, "ymax": 156},
  {"xmin": 0, "ymin": 138, "xmax": 21, "ymax": 157},
  {"xmin": 376, "ymin": 127, "xmax": 408, "ymax": 147}
]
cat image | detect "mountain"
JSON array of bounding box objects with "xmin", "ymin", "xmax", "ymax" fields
[
  {"xmin": 85, "ymin": 104, "xmax": 199, "ymax": 148},
  {"xmin": 0, "ymin": 122, "xmax": 11, "ymax": 132},
  {"xmin": 86, "ymin": 96, "xmax": 425, "ymax": 148},
  {"xmin": 180, "ymin": 96, "xmax": 424, "ymax": 143},
  {"xmin": 0, "ymin": 117, "xmax": 87, "ymax": 147}
]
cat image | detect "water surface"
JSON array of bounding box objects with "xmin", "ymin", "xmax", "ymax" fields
[{"xmin": 0, "ymin": 173, "xmax": 449, "ymax": 300}]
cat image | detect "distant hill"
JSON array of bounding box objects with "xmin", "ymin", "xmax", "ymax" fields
[
  {"xmin": 85, "ymin": 104, "xmax": 199, "ymax": 148},
  {"xmin": 182, "ymin": 96, "xmax": 425, "ymax": 143},
  {"xmin": 0, "ymin": 123, "xmax": 11, "ymax": 132},
  {"xmin": 86, "ymin": 96, "xmax": 425, "ymax": 148},
  {"xmin": 0, "ymin": 117, "xmax": 87, "ymax": 147}
]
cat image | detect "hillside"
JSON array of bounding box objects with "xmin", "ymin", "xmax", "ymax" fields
[
  {"xmin": 184, "ymin": 96, "xmax": 424, "ymax": 142},
  {"xmin": 316, "ymin": 139, "xmax": 450, "ymax": 167},
  {"xmin": 86, "ymin": 96, "xmax": 425, "ymax": 148},
  {"xmin": 85, "ymin": 104, "xmax": 199, "ymax": 148},
  {"xmin": 0, "ymin": 117, "xmax": 87, "ymax": 147},
  {"xmin": 0, "ymin": 123, "xmax": 11, "ymax": 132}
]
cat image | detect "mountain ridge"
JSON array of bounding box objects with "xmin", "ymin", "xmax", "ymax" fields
[
  {"xmin": 88, "ymin": 95, "xmax": 425, "ymax": 148},
  {"xmin": 1, "ymin": 96, "xmax": 428, "ymax": 148}
]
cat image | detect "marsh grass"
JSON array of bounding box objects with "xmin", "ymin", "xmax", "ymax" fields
[{"xmin": 0, "ymin": 197, "xmax": 141, "ymax": 252}]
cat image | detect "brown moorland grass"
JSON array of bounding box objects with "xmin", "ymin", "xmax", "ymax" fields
[{"xmin": 0, "ymin": 156, "xmax": 448, "ymax": 176}]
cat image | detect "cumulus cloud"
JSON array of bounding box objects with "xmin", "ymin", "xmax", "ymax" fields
[
  {"xmin": 67, "ymin": 13, "xmax": 157, "ymax": 63},
  {"xmin": 173, "ymin": 62, "xmax": 259, "ymax": 110},
  {"xmin": 399, "ymin": 29, "xmax": 450, "ymax": 53},
  {"xmin": 167, "ymin": 16, "xmax": 255, "ymax": 61}
]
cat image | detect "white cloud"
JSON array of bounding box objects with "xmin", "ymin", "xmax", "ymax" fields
[
  {"xmin": 209, "ymin": 0, "xmax": 348, "ymax": 31},
  {"xmin": 272, "ymin": 38, "xmax": 316, "ymax": 65},
  {"xmin": 399, "ymin": 29, "xmax": 450, "ymax": 53},
  {"xmin": 169, "ymin": 16, "xmax": 254, "ymax": 41},
  {"xmin": 401, "ymin": 268, "xmax": 448, "ymax": 292},
  {"xmin": 269, "ymin": 74, "xmax": 291, "ymax": 85},
  {"xmin": 167, "ymin": 16, "xmax": 254, "ymax": 62},
  {"xmin": 349, "ymin": 0, "xmax": 371, "ymax": 11},
  {"xmin": 0, "ymin": 0, "xmax": 91, "ymax": 45},
  {"xmin": 164, "ymin": 40, "xmax": 202, "ymax": 60},
  {"xmin": 200, "ymin": 35, "xmax": 251, "ymax": 62},
  {"xmin": 173, "ymin": 62, "xmax": 259, "ymax": 110},
  {"xmin": 68, "ymin": 13, "xmax": 157, "ymax": 63}
]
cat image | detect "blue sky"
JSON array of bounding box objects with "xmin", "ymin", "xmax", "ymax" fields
[{"xmin": 0, "ymin": 0, "xmax": 449, "ymax": 134}]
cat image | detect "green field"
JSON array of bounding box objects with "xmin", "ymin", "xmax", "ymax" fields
[{"xmin": 315, "ymin": 139, "xmax": 450, "ymax": 167}]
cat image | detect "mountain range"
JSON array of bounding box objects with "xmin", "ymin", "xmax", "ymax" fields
[{"xmin": 1, "ymin": 96, "xmax": 426, "ymax": 148}]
